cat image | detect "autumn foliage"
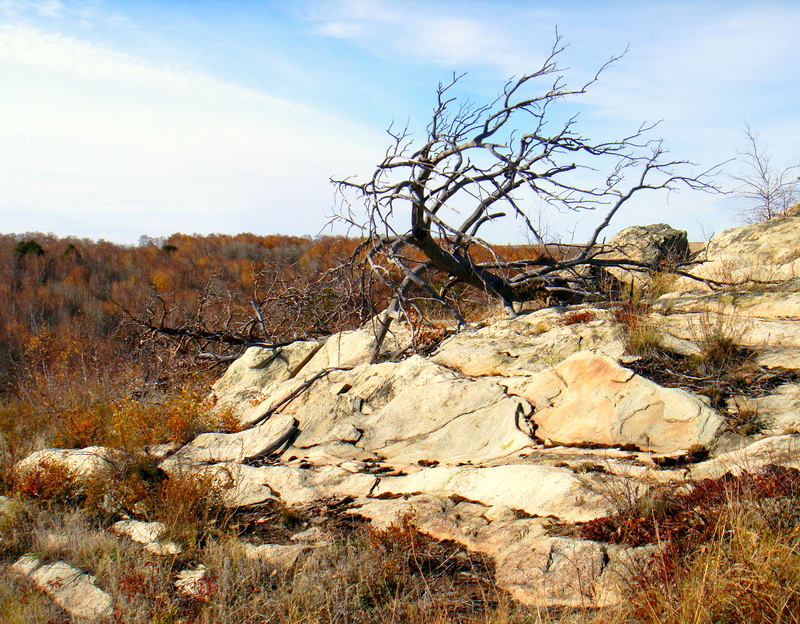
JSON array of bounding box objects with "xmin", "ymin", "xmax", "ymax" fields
[{"xmin": 0, "ymin": 232, "xmax": 381, "ymax": 483}]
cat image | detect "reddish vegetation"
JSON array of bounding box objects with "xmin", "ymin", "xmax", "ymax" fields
[
  {"xmin": 580, "ymin": 465, "xmax": 800, "ymax": 552},
  {"xmin": 559, "ymin": 309, "xmax": 597, "ymax": 326}
]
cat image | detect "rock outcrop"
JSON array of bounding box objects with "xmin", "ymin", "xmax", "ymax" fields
[{"xmin": 12, "ymin": 212, "xmax": 800, "ymax": 612}]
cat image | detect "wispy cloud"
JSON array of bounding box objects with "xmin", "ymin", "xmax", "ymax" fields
[
  {"xmin": 0, "ymin": 23, "xmax": 383, "ymax": 241},
  {"xmin": 311, "ymin": 0, "xmax": 559, "ymax": 76}
]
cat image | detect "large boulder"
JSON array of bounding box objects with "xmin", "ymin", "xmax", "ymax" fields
[
  {"xmin": 502, "ymin": 351, "xmax": 723, "ymax": 454},
  {"xmin": 597, "ymin": 223, "xmax": 690, "ymax": 290}
]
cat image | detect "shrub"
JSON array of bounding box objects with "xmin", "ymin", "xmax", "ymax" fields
[{"xmin": 14, "ymin": 460, "xmax": 81, "ymax": 507}]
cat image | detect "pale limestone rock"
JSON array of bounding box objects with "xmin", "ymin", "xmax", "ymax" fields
[
  {"xmin": 175, "ymin": 565, "xmax": 214, "ymax": 601},
  {"xmin": 354, "ymin": 493, "xmax": 551, "ymax": 556},
  {"xmin": 243, "ymin": 543, "xmax": 312, "ymax": 568},
  {"xmin": 14, "ymin": 447, "xmax": 122, "ymax": 483},
  {"xmin": 111, "ymin": 519, "xmax": 166, "ymax": 544},
  {"xmin": 210, "ymin": 341, "xmax": 321, "ymax": 417},
  {"xmin": 145, "ymin": 541, "xmax": 183, "ymax": 556},
  {"xmin": 158, "ymin": 458, "xmax": 279, "ymax": 507},
  {"xmin": 432, "ymin": 308, "xmax": 626, "ymax": 377},
  {"xmin": 681, "ymin": 210, "xmax": 800, "ymax": 288},
  {"xmin": 290, "ymin": 391, "xmax": 364, "ymax": 449},
  {"xmin": 144, "ymin": 441, "xmax": 182, "ymax": 460},
  {"xmin": 372, "ymin": 464, "xmax": 617, "ymax": 523},
  {"xmin": 236, "ymin": 376, "xmax": 309, "ymax": 426},
  {"xmin": 12, "ymin": 555, "xmax": 113, "ymax": 622},
  {"xmin": 357, "ymin": 378, "xmax": 523, "ymax": 452},
  {"xmin": 288, "ymin": 367, "xmax": 533, "ymax": 464},
  {"xmin": 280, "ymin": 441, "xmax": 380, "ymax": 465},
  {"xmin": 502, "ymin": 351, "xmax": 723, "ymax": 454},
  {"xmin": 290, "ymin": 527, "xmax": 331, "ymax": 545},
  {"xmin": 174, "ymin": 413, "xmax": 297, "ymax": 463},
  {"xmin": 353, "ymin": 493, "xmax": 653, "ymax": 607},
  {"xmin": 731, "ymin": 382, "xmax": 800, "ymax": 435},
  {"xmin": 495, "ymin": 536, "xmax": 661, "ymax": 608},
  {"xmin": 253, "ymin": 464, "xmax": 378, "ymax": 505},
  {"xmin": 334, "ymin": 354, "xmax": 459, "ymax": 412},
  {"xmin": 375, "ymin": 397, "xmax": 533, "ymax": 465},
  {"xmin": 158, "ymin": 458, "xmax": 377, "ymax": 507},
  {"xmin": 691, "ymin": 434, "xmax": 800, "ymax": 480},
  {"xmin": 302, "ymin": 330, "xmax": 380, "ymax": 372},
  {"xmin": 111, "ymin": 520, "xmax": 182, "ymax": 556},
  {"xmin": 651, "ymin": 290, "xmax": 800, "ymax": 369}
]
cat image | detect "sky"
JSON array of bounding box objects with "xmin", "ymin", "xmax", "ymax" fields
[{"xmin": 1, "ymin": 0, "xmax": 798, "ymax": 245}]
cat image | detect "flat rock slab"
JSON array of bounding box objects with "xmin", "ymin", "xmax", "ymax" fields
[
  {"xmin": 254, "ymin": 464, "xmax": 378, "ymax": 505},
  {"xmin": 158, "ymin": 458, "xmax": 279, "ymax": 507},
  {"xmin": 691, "ymin": 434, "xmax": 800, "ymax": 480},
  {"xmin": 354, "ymin": 493, "xmax": 654, "ymax": 608},
  {"xmin": 243, "ymin": 543, "xmax": 312, "ymax": 568},
  {"xmin": 502, "ymin": 351, "xmax": 723, "ymax": 454},
  {"xmin": 355, "ymin": 494, "xmax": 550, "ymax": 557},
  {"xmin": 14, "ymin": 446, "xmax": 123, "ymax": 482},
  {"xmin": 158, "ymin": 458, "xmax": 377, "ymax": 507},
  {"xmin": 331, "ymin": 354, "xmax": 460, "ymax": 413},
  {"xmin": 651, "ymin": 290, "xmax": 800, "ymax": 370},
  {"xmin": 679, "ymin": 211, "xmax": 800, "ymax": 288},
  {"xmin": 372, "ymin": 464, "xmax": 618, "ymax": 523},
  {"xmin": 357, "ymin": 378, "xmax": 527, "ymax": 453},
  {"xmin": 432, "ymin": 308, "xmax": 626, "ymax": 377},
  {"xmin": 111, "ymin": 520, "xmax": 182, "ymax": 556},
  {"xmin": 496, "ymin": 536, "xmax": 661, "ymax": 608},
  {"xmin": 375, "ymin": 397, "xmax": 533, "ymax": 465},
  {"xmin": 174, "ymin": 413, "xmax": 297, "ymax": 463},
  {"xmin": 12, "ymin": 555, "xmax": 113, "ymax": 622},
  {"xmin": 302, "ymin": 330, "xmax": 380, "ymax": 372}
]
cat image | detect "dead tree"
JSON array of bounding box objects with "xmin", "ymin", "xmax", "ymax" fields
[
  {"xmin": 732, "ymin": 125, "xmax": 799, "ymax": 223},
  {"xmin": 334, "ymin": 36, "xmax": 717, "ymax": 353}
]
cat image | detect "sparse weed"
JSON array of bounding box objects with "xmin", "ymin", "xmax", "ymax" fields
[
  {"xmin": 559, "ymin": 309, "xmax": 597, "ymax": 326},
  {"xmin": 727, "ymin": 399, "xmax": 773, "ymax": 436}
]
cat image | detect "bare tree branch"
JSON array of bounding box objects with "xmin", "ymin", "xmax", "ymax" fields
[{"xmin": 333, "ymin": 40, "xmax": 720, "ymax": 357}]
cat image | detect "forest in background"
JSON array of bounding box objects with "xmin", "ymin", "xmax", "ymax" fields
[{"xmin": 0, "ymin": 231, "xmax": 550, "ymax": 489}]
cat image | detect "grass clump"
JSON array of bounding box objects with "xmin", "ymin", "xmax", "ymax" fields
[{"xmin": 576, "ymin": 465, "xmax": 800, "ymax": 624}]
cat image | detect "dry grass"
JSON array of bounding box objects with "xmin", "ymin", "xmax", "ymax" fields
[
  {"xmin": 3, "ymin": 459, "xmax": 800, "ymax": 623},
  {"xmin": 576, "ymin": 465, "xmax": 800, "ymax": 624}
]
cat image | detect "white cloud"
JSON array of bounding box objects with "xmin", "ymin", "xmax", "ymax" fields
[
  {"xmin": 0, "ymin": 24, "xmax": 384, "ymax": 242},
  {"xmin": 311, "ymin": 0, "xmax": 558, "ymax": 76}
]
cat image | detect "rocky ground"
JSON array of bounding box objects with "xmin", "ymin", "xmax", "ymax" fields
[{"xmin": 7, "ymin": 208, "xmax": 800, "ymax": 622}]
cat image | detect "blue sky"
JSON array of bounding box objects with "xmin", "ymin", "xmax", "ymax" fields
[{"xmin": 1, "ymin": 0, "xmax": 798, "ymax": 244}]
